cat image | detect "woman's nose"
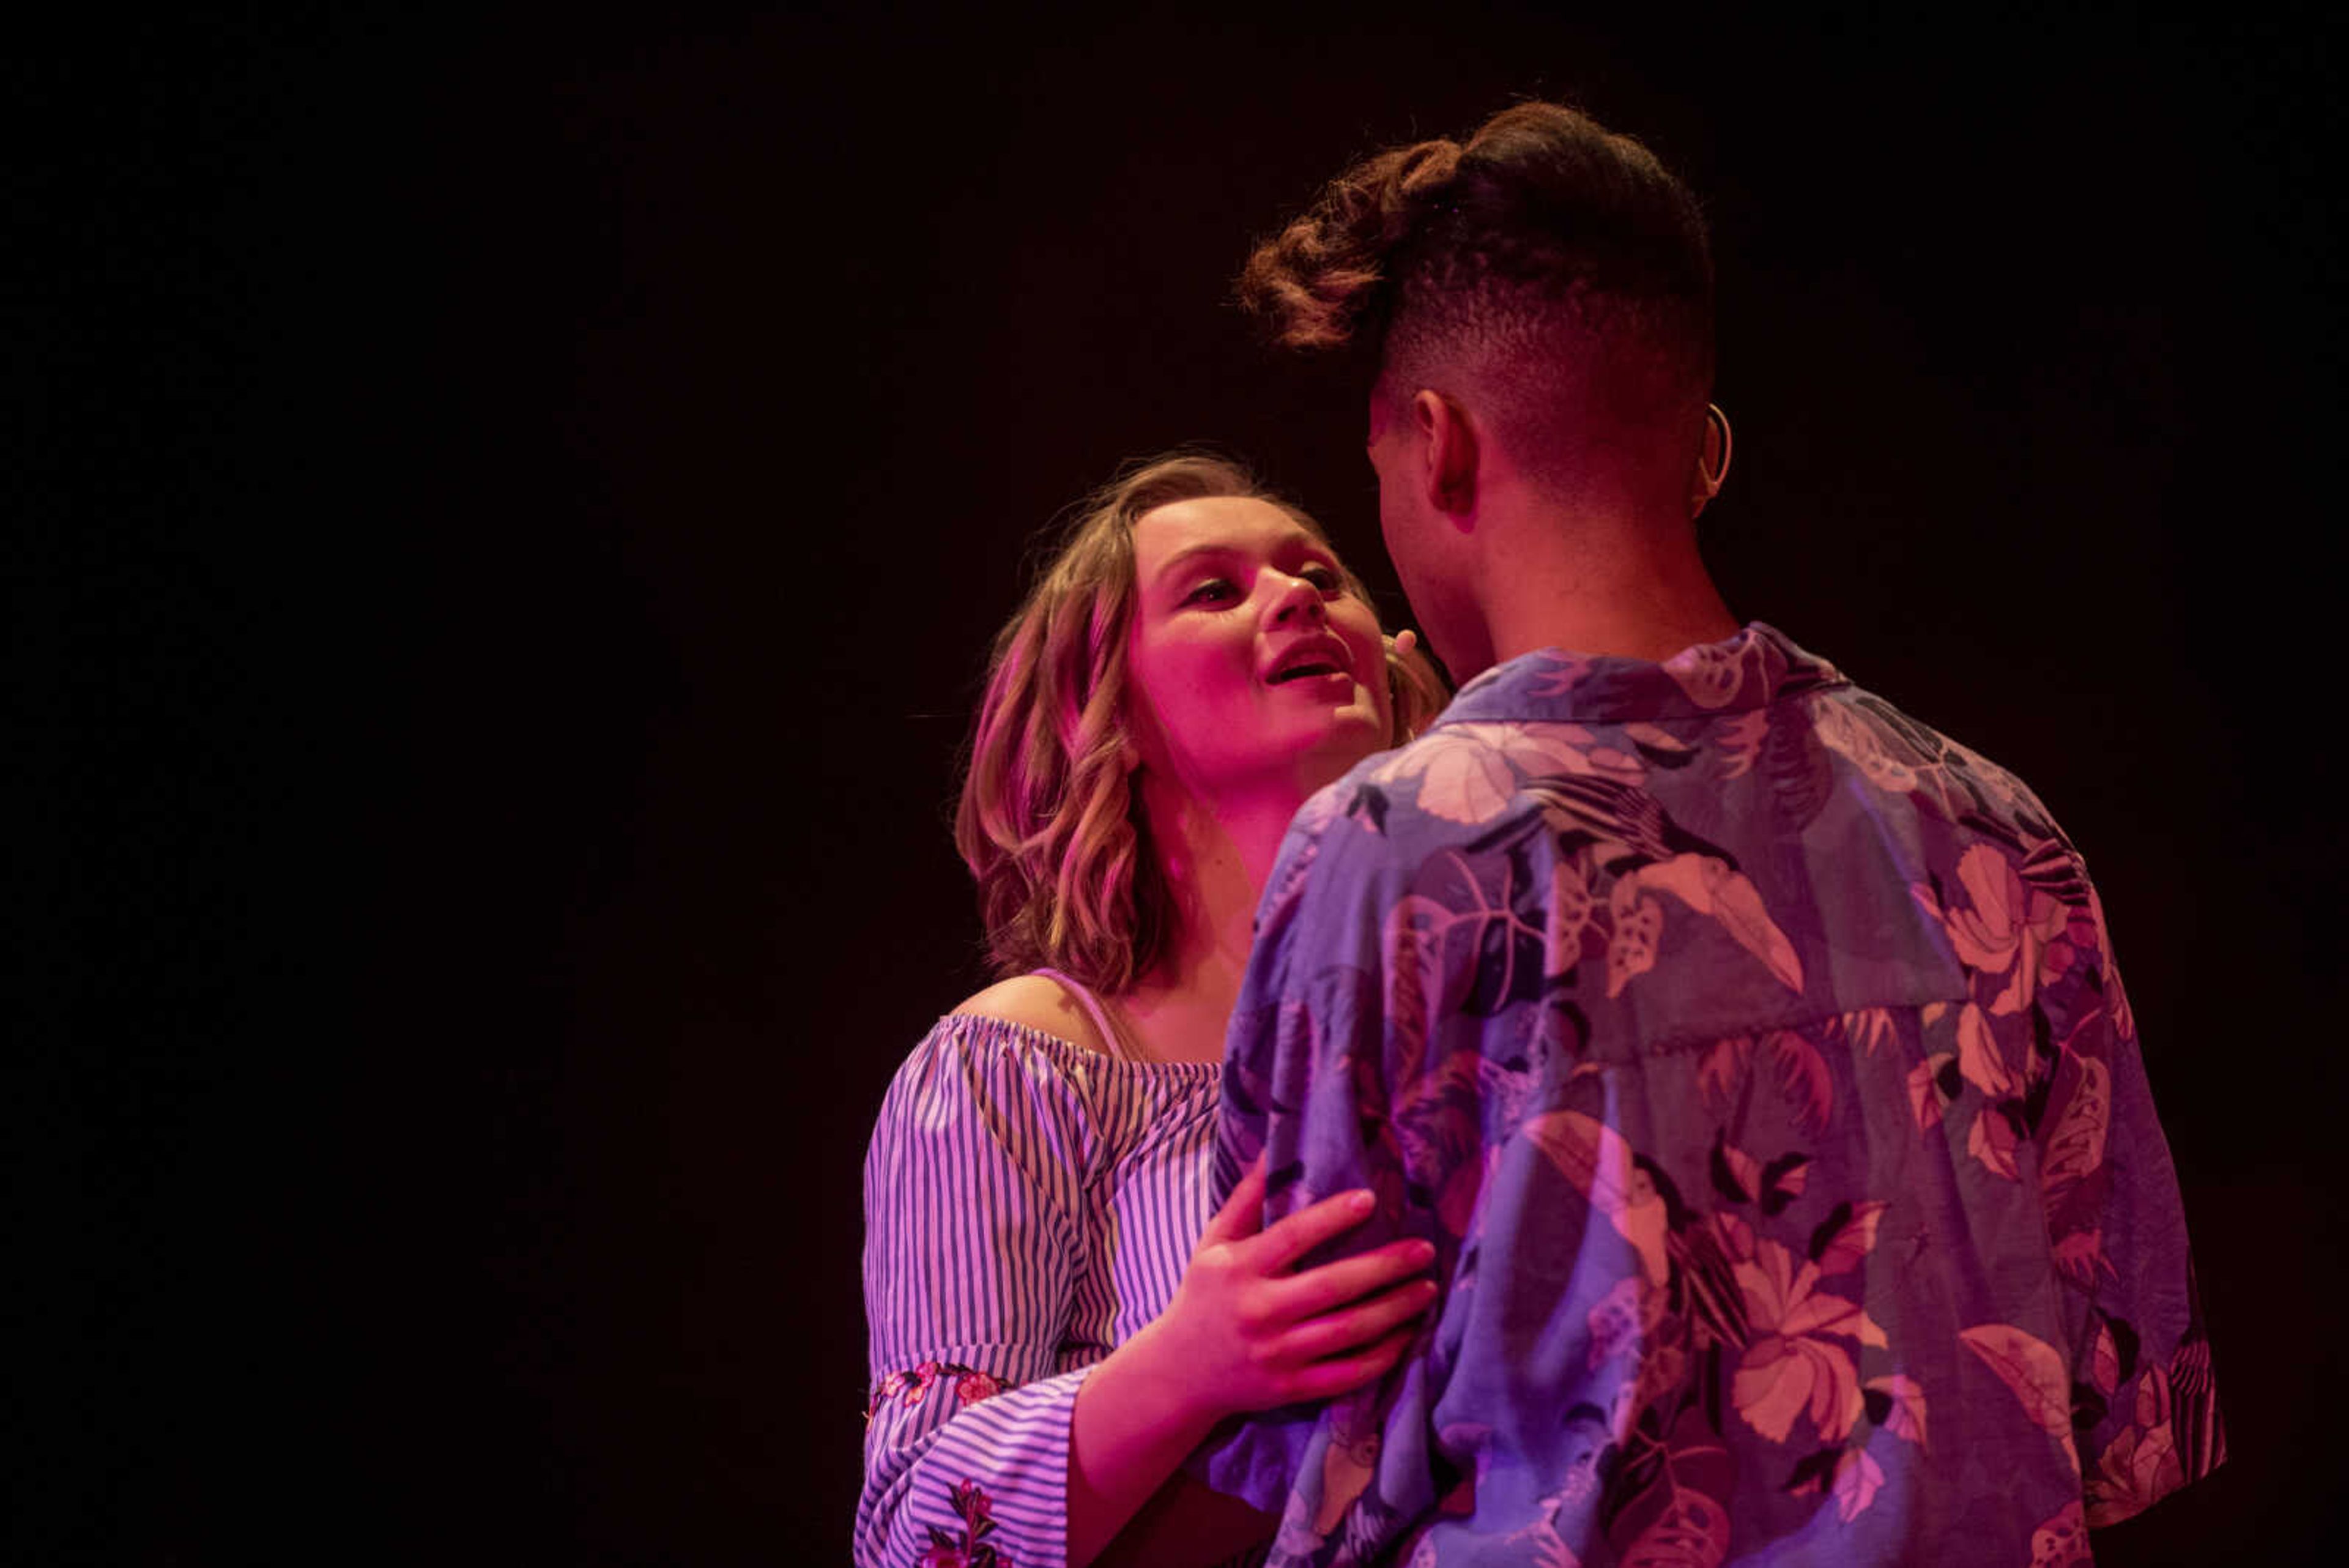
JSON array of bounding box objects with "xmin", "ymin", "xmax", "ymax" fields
[{"xmin": 1267, "ymin": 571, "xmax": 1327, "ymax": 625}]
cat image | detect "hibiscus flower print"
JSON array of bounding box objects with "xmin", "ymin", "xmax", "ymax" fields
[
  {"xmin": 1715, "ymin": 1212, "xmax": 1888, "ymax": 1445},
  {"xmin": 1913, "ymin": 845, "xmax": 2068, "ymax": 1016}
]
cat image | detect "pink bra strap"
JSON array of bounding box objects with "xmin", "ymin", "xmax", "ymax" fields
[{"xmin": 1031, "ymin": 967, "xmax": 1135, "ymax": 1063}]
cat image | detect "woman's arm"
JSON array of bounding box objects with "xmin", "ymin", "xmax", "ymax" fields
[
  {"xmin": 858, "ymin": 1019, "xmax": 1097, "ymax": 1568},
  {"xmin": 1067, "ymin": 1159, "xmax": 1437, "ymax": 1567}
]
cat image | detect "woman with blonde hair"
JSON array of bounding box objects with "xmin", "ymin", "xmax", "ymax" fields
[{"xmin": 858, "ymin": 451, "xmax": 1445, "ymax": 1568}]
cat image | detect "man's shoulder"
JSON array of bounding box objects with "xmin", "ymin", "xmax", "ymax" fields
[{"xmin": 1810, "ymin": 678, "xmax": 2067, "ymax": 836}]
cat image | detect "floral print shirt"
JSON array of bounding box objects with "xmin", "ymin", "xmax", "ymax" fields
[{"xmin": 1191, "ymin": 623, "xmax": 2221, "ymax": 1567}]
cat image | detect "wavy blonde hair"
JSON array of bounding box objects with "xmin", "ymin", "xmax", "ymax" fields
[{"xmin": 955, "ymin": 450, "xmax": 1444, "ymax": 993}]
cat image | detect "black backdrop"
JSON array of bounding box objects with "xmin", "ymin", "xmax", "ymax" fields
[{"xmin": 23, "ymin": 6, "xmax": 2341, "ymax": 1564}]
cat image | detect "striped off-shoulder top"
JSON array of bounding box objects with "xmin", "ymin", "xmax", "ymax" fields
[{"xmin": 856, "ymin": 976, "xmax": 1226, "ymax": 1568}]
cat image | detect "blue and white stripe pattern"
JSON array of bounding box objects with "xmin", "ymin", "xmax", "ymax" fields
[{"xmin": 859, "ymin": 1011, "xmax": 1222, "ymax": 1568}]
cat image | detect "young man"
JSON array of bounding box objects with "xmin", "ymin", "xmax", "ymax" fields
[{"xmin": 1191, "ymin": 102, "xmax": 2221, "ymax": 1566}]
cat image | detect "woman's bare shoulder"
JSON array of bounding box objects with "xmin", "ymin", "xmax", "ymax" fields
[{"xmin": 950, "ymin": 973, "xmax": 1113, "ymax": 1056}]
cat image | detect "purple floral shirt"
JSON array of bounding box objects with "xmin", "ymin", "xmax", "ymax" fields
[{"xmin": 1193, "ymin": 624, "xmax": 2221, "ymax": 1567}]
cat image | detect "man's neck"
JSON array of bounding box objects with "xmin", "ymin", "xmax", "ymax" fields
[{"xmin": 1475, "ymin": 497, "xmax": 1740, "ymax": 668}]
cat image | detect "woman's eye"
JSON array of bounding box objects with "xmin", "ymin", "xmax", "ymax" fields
[
  {"xmin": 1182, "ymin": 578, "xmax": 1236, "ymax": 606},
  {"xmin": 1302, "ymin": 564, "xmax": 1341, "ymax": 592}
]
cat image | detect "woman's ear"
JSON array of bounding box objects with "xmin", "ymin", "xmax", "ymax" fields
[{"xmin": 1382, "ymin": 627, "xmax": 1446, "ymax": 743}]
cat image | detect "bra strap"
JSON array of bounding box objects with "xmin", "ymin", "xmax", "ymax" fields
[{"xmin": 1031, "ymin": 967, "xmax": 1137, "ymax": 1063}]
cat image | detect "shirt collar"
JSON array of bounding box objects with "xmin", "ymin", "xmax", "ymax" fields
[{"xmin": 1438, "ymin": 622, "xmax": 1846, "ymax": 726}]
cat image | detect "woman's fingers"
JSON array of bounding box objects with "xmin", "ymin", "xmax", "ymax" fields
[
  {"xmin": 1272, "ymin": 1236, "xmax": 1438, "ymax": 1320},
  {"xmin": 1278, "ymin": 1320, "xmax": 1423, "ymax": 1403},
  {"xmin": 1243, "ymin": 1185, "xmax": 1380, "ymax": 1271},
  {"xmin": 1197, "ymin": 1153, "xmax": 1269, "ymax": 1246},
  {"xmin": 1275, "ymin": 1276, "xmax": 1440, "ymax": 1367}
]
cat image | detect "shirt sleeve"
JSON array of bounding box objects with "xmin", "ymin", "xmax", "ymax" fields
[
  {"xmin": 1190, "ymin": 795, "xmax": 1431, "ymax": 1551},
  {"xmin": 2036, "ymin": 892, "xmax": 2225, "ymax": 1527},
  {"xmin": 856, "ymin": 1016, "xmax": 1101, "ymax": 1568}
]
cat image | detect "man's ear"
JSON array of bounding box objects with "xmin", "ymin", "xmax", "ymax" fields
[
  {"xmin": 1411, "ymin": 390, "xmax": 1480, "ymax": 524},
  {"xmin": 1690, "ymin": 402, "xmax": 1732, "ymax": 518}
]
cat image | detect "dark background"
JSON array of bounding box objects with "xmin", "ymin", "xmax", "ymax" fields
[{"xmin": 22, "ymin": 4, "xmax": 2340, "ymax": 1563}]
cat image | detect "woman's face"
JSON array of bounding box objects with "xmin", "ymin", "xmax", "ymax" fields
[{"xmin": 1124, "ymin": 494, "xmax": 1392, "ymax": 804}]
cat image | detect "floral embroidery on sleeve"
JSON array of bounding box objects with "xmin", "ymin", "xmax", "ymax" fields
[
  {"xmin": 918, "ymin": 1479, "xmax": 1013, "ymax": 1568},
  {"xmin": 866, "ymin": 1361, "xmax": 1006, "ymax": 1424}
]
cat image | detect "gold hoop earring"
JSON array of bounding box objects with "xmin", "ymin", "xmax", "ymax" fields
[{"xmin": 1694, "ymin": 403, "xmax": 1734, "ymax": 510}]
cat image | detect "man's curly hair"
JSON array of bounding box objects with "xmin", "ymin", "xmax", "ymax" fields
[{"xmin": 1239, "ymin": 102, "xmax": 1714, "ymax": 464}]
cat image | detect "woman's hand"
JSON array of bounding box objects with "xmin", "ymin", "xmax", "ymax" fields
[
  {"xmin": 1066, "ymin": 1157, "xmax": 1437, "ymax": 1565},
  {"xmin": 1137, "ymin": 1156, "xmax": 1438, "ymax": 1429}
]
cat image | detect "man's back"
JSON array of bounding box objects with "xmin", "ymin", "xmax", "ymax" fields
[{"xmin": 1197, "ymin": 623, "xmax": 2219, "ymax": 1566}]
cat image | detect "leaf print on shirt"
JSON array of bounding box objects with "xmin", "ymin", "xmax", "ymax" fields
[
  {"xmin": 2051, "ymin": 1226, "xmax": 2117, "ymax": 1290},
  {"xmin": 1811, "ymin": 696, "xmax": 1920, "ymax": 793},
  {"xmin": 2085, "ymin": 1331, "xmax": 2224, "ymax": 1528},
  {"xmin": 1757, "ymin": 1153, "xmax": 1811, "ymax": 1217},
  {"xmin": 1958, "ymin": 1323, "xmax": 2079, "ymax": 1473},
  {"xmin": 2029, "ymin": 1502, "xmax": 2092, "ymax": 1567},
  {"xmin": 1311, "ymin": 1394, "xmax": 1384, "ymax": 1537},
  {"xmin": 2039, "ymin": 1050, "xmax": 2112, "ymax": 1197},
  {"xmin": 1863, "ymin": 1374, "xmax": 1929, "ymax": 1449},
  {"xmin": 1405, "ymin": 846, "xmax": 1556, "ymax": 1024},
  {"xmin": 1523, "ymin": 1110, "xmax": 1671, "ymax": 1286},
  {"xmin": 1716, "ymin": 708, "xmax": 1767, "ymax": 780},
  {"xmin": 1606, "ymin": 1402, "xmax": 1734, "ymax": 1568},
  {"xmin": 1624, "ymin": 722, "xmax": 1699, "ymax": 770},
  {"xmin": 1709, "ymin": 1131, "xmax": 1765, "ymax": 1206},
  {"xmin": 1906, "ymin": 1052, "xmax": 1958, "ymax": 1132},
  {"xmin": 1829, "ymin": 1445, "xmax": 1885, "ymax": 1523},
  {"xmin": 1954, "ymin": 1003, "xmax": 2021, "ymax": 1099},
  {"xmin": 1616, "ymin": 1465, "xmax": 1732, "ymax": 1568},
  {"xmin": 1808, "ymin": 1201, "xmax": 1889, "ymax": 1279},
  {"xmin": 1766, "ymin": 1029, "xmax": 1835, "ymax": 1138},
  {"xmin": 1847, "ymin": 1006, "xmax": 1897, "ymax": 1057},
  {"xmin": 1706, "ymin": 1129, "xmax": 1809, "ymax": 1217},
  {"xmin": 1663, "ymin": 637, "xmax": 1751, "ymax": 708},
  {"xmin": 1372, "ymin": 721, "xmax": 1644, "ymax": 826},
  {"xmin": 1696, "ymin": 1035, "xmax": 1751, "ymax": 1117},
  {"xmin": 1519, "ymin": 774, "xmax": 1731, "ymax": 877},
  {"xmin": 1608, "ymin": 882, "xmax": 1665, "ymax": 998},
  {"xmin": 1757, "ymin": 707, "xmax": 1837, "ymax": 831},
  {"xmin": 1389, "ymin": 1047, "xmax": 1490, "ymax": 1238},
  {"xmin": 1545, "ymin": 852, "xmax": 1598, "ymax": 979},
  {"xmin": 1631, "ymin": 855, "xmax": 1806, "ymax": 994},
  {"xmin": 1383, "ymin": 893, "xmax": 1458, "ymax": 1088},
  {"xmin": 2084, "ymin": 1366, "xmax": 2183, "ymax": 1526},
  {"xmin": 2088, "ymin": 1318, "xmax": 2129, "ymax": 1399},
  {"xmin": 1584, "ymin": 851, "xmax": 1809, "ymax": 1003},
  {"xmin": 1967, "ymin": 1105, "xmax": 2024, "ymax": 1181}
]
